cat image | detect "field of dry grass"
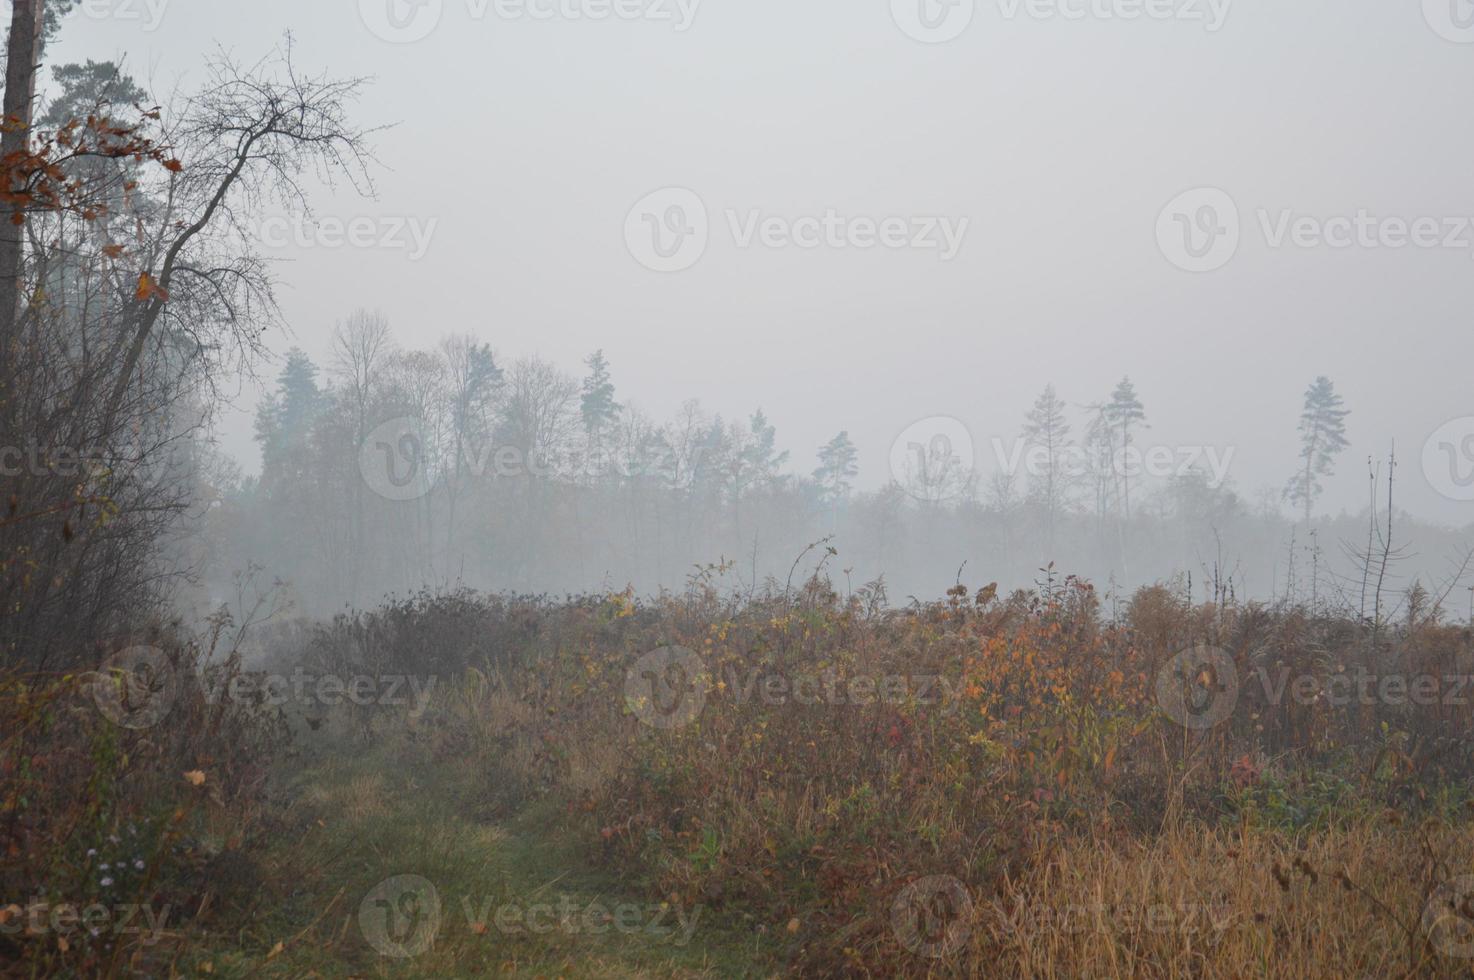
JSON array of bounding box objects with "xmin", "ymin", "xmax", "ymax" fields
[{"xmin": 5, "ymin": 576, "xmax": 1474, "ymax": 977}]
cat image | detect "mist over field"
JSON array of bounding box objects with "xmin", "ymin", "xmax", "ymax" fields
[
  {"xmin": 4, "ymin": 2, "xmax": 1474, "ymax": 978},
  {"xmin": 34, "ymin": 0, "xmax": 1474, "ymax": 620}
]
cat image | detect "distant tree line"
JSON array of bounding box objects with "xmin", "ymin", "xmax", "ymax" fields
[{"xmin": 194, "ymin": 315, "xmax": 1468, "ymax": 620}]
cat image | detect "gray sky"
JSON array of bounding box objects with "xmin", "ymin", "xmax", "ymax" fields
[{"xmin": 51, "ymin": 0, "xmax": 1474, "ymax": 523}]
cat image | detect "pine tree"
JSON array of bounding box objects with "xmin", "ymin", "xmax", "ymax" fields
[
  {"xmin": 1022, "ymin": 384, "xmax": 1072, "ymax": 552},
  {"xmin": 743, "ymin": 409, "xmax": 790, "ymax": 486},
  {"xmin": 1105, "ymin": 377, "xmax": 1148, "ymax": 521},
  {"xmin": 1286, "ymin": 376, "xmax": 1350, "ymax": 525},
  {"xmin": 813, "ymin": 431, "xmax": 859, "ymax": 504},
  {"xmin": 580, "ymin": 350, "xmax": 619, "ymax": 443},
  {"xmin": 254, "ymin": 348, "xmax": 321, "ymax": 474}
]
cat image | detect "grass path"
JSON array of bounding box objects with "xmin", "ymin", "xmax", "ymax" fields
[{"xmin": 182, "ymin": 733, "xmax": 773, "ymax": 978}]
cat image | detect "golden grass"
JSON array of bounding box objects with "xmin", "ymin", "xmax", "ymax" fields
[{"xmin": 988, "ymin": 821, "xmax": 1474, "ymax": 979}]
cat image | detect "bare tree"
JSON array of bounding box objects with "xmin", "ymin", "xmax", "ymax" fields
[
  {"xmin": 439, "ymin": 334, "xmax": 500, "ymax": 573},
  {"xmin": 0, "ymin": 40, "xmax": 378, "ymax": 667},
  {"xmin": 331, "ymin": 309, "xmax": 392, "ymax": 599}
]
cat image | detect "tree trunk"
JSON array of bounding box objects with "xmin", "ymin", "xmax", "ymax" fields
[{"xmin": 0, "ymin": 0, "xmax": 45, "ymax": 348}]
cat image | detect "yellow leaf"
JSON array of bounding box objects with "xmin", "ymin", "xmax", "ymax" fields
[
  {"xmin": 136, "ymin": 272, "xmax": 169, "ymax": 302},
  {"xmin": 183, "ymin": 770, "xmax": 206, "ymax": 787},
  {"xmin": 786, "ymin": 918, "xmax": 801, "ymax": 934}
]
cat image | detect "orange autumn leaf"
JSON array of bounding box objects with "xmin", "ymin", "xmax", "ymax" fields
[
  {"xmin": 184, "ymin": 769, "xmax": 206, "ymax": 786},
  {"xmin": 136, "ymin": 273, "xmax": 169, "ymax": 302}
]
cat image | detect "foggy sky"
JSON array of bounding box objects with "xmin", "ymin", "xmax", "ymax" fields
[{"xmin": 50, "ymin": 0, "xmax": 1474, "ymax": 525}]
